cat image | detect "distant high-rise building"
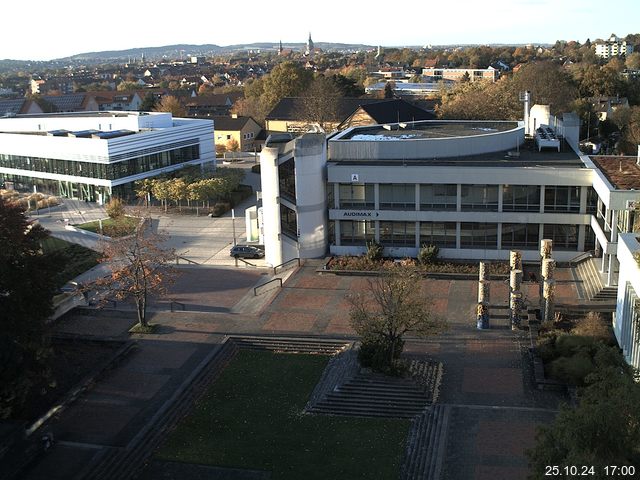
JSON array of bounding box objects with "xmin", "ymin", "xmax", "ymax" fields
[{"xmin": 595, "ymin": 34, "xmax": 634, "ymax": 59}]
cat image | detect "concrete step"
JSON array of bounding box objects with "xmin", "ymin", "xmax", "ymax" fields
[
  {"xmin": 309, "ymin": 406, "xmax": 419, "ymax": 419},
  {"xmin": 229, "ymin": 336, "xmax": 350, "ymax": 354},
  {"xmin": 400, "ymin": 404, "xmax": 450, "ymax": 480},
  {"xmin": 87, "ymin": 340, "xmax": 239, "ymax": 480}
]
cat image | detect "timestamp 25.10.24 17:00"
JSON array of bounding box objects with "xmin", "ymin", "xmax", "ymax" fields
[{"xmin": 545, "ymin": 465, "xmax": 636, "ymax": 476}]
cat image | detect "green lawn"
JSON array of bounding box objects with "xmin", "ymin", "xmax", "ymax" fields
[
  {"xmin": 156, "ymin": 350, "xmax": 410, "ymax": 479},
  {"xmin": 74, "ymin": 216, "xmax": 138, "ymax": 237},
  {"xmin": 41, "ymin": 237, "xmax": 101, "ymax": 288}
]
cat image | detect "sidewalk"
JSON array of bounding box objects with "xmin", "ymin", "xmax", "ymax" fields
[{"xmin": 22, "ymin": 261, "xmax": 565, "ymax": 480}]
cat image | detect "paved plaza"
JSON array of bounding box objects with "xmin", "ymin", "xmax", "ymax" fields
[{"xmin": 19, "ymin": 257, "xmax": 573, "ymax": 480}]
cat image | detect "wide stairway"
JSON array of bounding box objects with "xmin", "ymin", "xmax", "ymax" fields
[
  {"xmin": 573, "ymin": 258, "xmax": 617, "ymax": 304},
  {"xmin": 308, "ymin": 359, "xmax": 441, "ymax": 418},
  {"xmin": 400, "ymin": 404, "xmax": 451, "ymax": 480}
]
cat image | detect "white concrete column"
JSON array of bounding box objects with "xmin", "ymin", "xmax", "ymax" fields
[
  {"xmin": 415, "ymin": 184, "xmax": 420, "ymax": 211},
  {"xmin": 374, "ymin": 183, "xmax": 380, "ymax": 210},
  {"xmin": 260, "ymin": 146, "xmax": 283, "ymax": 267},
  {"xmin": 611, "ymin": 210, "xmax": 619, "ymax": 243},
  {"xmin": 374, "ymin": 220, "xmax": 380, "ymax": 243},
  {"xmin": 607, "ymin": 254, "xmax": 617, "ymax": 287},
  {"xmin": 498, "ymin": 184, "xmax": 504, "ymax": 212},
  {"xmin": 415, "ymin": 221, "xmax": 420, "ymax": 248},
  {"xmin": 601, "ymin": 253, "xmax": 608, "ymax": 274},
  {"xmin": 456, "ymin": 222, "xmax": 461, "ymax": 249},
  {"xmin": 333, "ymin": 183, "xmax": 339, "ymax": 209},
  {"xmin": 334, "ymin": 220, "xmax": 341, "ymax": 246},
  {"xmin": 539, "ymin": 185, "xmax": 545, "ymax": 213},
  {"xmin": 578, "ymin": 225, "xmax": 586, "ymax": 251},
  {"xmin": 456, "ymin": 184, "xmax": 462, "ymax": 212},
  {"xmin": 579, "ymin": 186, "xmax": 588, "ymax": 214},
  {"xmin": 496, "ymin": 223, "xmax": 503, "ymax": 250}
]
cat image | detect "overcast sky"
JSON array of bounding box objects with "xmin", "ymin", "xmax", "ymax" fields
[{"xmin": 3, "ymin": 0, "xmax": 639, "ymax": 61}]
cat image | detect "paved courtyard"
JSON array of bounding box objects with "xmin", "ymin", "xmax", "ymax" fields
[{"xmin": 22, "ymin": 259, "xmax": 571, "ymax": 480}]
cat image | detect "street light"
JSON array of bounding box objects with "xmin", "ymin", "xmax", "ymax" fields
[{"xmin": 232, "ymin": 208, "xmax": 237, "ymax": 246}]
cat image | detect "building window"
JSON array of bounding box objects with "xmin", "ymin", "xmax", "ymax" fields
[
  {"xmin": 419, "ymin": 222, "xmax": 456, "ymax": 248},
  {"xmin": 339, "ymin": 184, "xmax": 374, "ymax": 209},
  {"xmin": 380, "ymin": 221, "xmax": 416, "ymax": 247},
  {"xmin": 461, "ymin": 185, "xmax": 498, "ymax": 211},
  {"xmin": 379, "ymin": 184, "xmax": 415, "ymax": 210},
  {"xmin": 280, "ymin": 204, "xmax": 297, "ymax": 240},
  {"xmin": 340, "ymin": 220, "xmax": 375, "ymax": 245},
  {"xmin": 587, "ymin": 187, "xmax": 597, "ymax": 214},
  {"xmin": 543, "ymin": 224, "xmax": 578, "ymax": 250},
  {"xmin": 328, "ymin": 220, "xmax": 336, "ymax": 245},
  {"xmin": 502, "ymin": 185, "xmax": 540, "ymax": 212},
  {"xmin": 420, "ymin": 184, "xmax": 457, "ymax": 210},
  {"xmin": 460, "ymin": 223, "xmax": 498, "ymax": 249},
  {"xmin": 502, "ymin": 223, "xmax": 540, "ymax": 249},
  {"xmin": 544, "ymin": 186, "xmax": 580, "ymax": 213},
  {"xmin": 278, "ymin": 158, "xmax": 296, "ymax": 204},
  {"xmin": 226, "ymin": 135, "xmax": 231, "ymax": 140}
]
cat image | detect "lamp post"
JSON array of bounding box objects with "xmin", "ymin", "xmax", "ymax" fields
[{"xmin": 232, "ymin": 208, "xmax": 237, "ymax": 246}]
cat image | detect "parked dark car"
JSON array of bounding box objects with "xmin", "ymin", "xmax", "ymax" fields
[{"xmin": 230, "ymin": 245, "xmax": 265, "ymax": 259}]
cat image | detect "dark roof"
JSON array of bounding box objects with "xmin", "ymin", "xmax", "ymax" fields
[
  {"xmin": 0, "ymin": 99, "xmax": 28, "ymax": 116},
  {"xmin": 186, "ymin": 93, "xmax": 243, "ymax": 107},
  {"xmin": 266, "ymin": 97, "xmax": 384, "ymax": 121},
  {"xmin": 42, "ymin": 94, "xmax": 87, "ymax": 111},
  {"xmin": 211, "ymin": 115, "xmax": 255, "ymax": 131},
  {"xmin": 357, "ymin": 99, "xmax": 435, "ymax": 124}
]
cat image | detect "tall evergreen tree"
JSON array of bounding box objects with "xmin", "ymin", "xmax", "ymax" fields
[{"xmin": 0, "ymin": 197, "xmax": 58, "ymax": 419}]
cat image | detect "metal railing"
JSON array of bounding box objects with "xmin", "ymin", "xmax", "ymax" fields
[
  {"xmin": 235, "ymin": 257, "xmax": 258, "ymax": 267},
  {"xmin": 254, "ymin": 278, "xmax": 283, "ymax": 296},
  {"xmin": 170, "ymin": 301, "xmax": 186, "ymax": 312},
  {"xmin": 568, "ymin": 250, "xmax": 595, "ymax": 267},
  {"xmin": 273, "ymin": 258, "xmax": 301, "ymax": 275},
  {"xmin": 175, "ymin": 255, "xmax": 199, "ymax": 265}
]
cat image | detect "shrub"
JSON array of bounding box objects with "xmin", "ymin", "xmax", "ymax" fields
[
  {"xmin": 553, "ymin": 334, "xmax": 595, "ymax": 358},
  {"xmin": 418, "ymin": 244, "xmax": 439, "ymax": 265},
  {"xmin": 549, "ymin": 352, "xmax": 595, "ymax": 386},
  {"xmin": 571, "ymin": 312, "xmax": 612, "ymax": 342},
  {"xmin": 365, "ymin": 241, "xmax": 384, "ymax": 262},
  {"xmin": 358, "ymin": 337, "xmax": 405, "ymax": 375},
  {"xmin": 105, "ymin": 197, "xmax": 125, "ymax": 219},
  {"xmin": 211, "ymin": 202, "xmax": 231, "ymax": 217}
]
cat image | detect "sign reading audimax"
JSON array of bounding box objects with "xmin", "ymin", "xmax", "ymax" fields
[{"xmin": 342, "ymin": 211, "xmax": 380, "ymax": 217}]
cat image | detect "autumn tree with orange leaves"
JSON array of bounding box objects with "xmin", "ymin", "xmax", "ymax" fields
[{"xmin": 93, "ymin": 221, "xmax": 176, "ymax": 328}]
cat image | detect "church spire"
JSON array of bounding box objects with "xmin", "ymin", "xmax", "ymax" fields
[
  {"xmin": 306, "ymin": 32, "xmax": 314, "ymax": 59},
  {"xmin": 279, "ymin": 40, "xmax": 283, "ymax": 55}
]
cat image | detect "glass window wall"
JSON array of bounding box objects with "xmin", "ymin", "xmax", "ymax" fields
[
  {"xmin": 460, "ymin": 223, "xmax": 498, "ymax": 249},
  {"xmin": 502, "ymin": 185, "xmax": 540, "ymax": 212},
  {"xmin": 420, "ymin": 184, "xmax": 457, "ymax": 211},
  {"xmin": 419, "ymin": 222, "xmax": 457, "ymax": 248},
  {"xmin": 461, "ymin": 185, "xmax": 498, "ymax": 211},
  {"xmin": 338, "ymin": 184, "xmax": 374, "ymax": 209},
  {"xmin": 339, "ymin": 220, "xmax": 376, "ymax": 245},
  {"xmin": 379, "ymin": 184, "xmax": 415, "ymax": 210},
  {"xmin": 543, "ymin": 224, "xmax": 578, "ymax": 250},
  {"xmin": 544, "ymin": 186, "xmax": 580, "ymax": 213},
  {"xmin": 502, "ymin": 223, "xmax": 540, "ymax": 249},
  {"xmin": 380, "ymin": 221, "xmax": 416, "ymax": 247}
]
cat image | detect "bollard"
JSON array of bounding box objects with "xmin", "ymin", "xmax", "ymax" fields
[
  {"xmin": 509, "ymin": 269, "xmax": 523, "ymax": 293},
  {"xmin": 479, "ymin": 261, "xmax": 490, "ymax": 282},
  {"xmin": 509, "ymin": 250, "xmax": 522, "ymax": 271},
  {"xmin": 478, "ymin": 279, "xmax": 490, "ymax": 304}
]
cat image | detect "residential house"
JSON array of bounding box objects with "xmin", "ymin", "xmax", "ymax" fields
[
  {"xmin": 213, "ymin": 114, "xmax": 262, "ymax": 152},
  {"xmin": 186, "ymin": 93, "xmax": 243, "ymax": 117}
]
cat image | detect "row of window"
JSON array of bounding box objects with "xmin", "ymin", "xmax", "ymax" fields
[
  {"xmin": 0, "ymin": 145, "xmax": 200, "ymax": 181},
  {"xmin": 335, "ymin": 220, "xmax": 581, "ymax": 250},
  {"xmin": 334, "ymin": 184, "xmax": 594, "ymax": 213}
]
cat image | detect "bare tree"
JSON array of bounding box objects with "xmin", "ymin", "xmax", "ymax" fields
[
  {"xmin": 298, "ymin": 76, "xmax": 342, "ymax": 132},
  {"xmin": 153, "ymin": 95, "xmax": 187, "ymax": 117},
  {"xmin": 349, "ymin": 267, "xmax": 446, "ymax": 372},
  {"xmin": 92, "ymin": 222, "xmax": 176, "ymax": 329}
]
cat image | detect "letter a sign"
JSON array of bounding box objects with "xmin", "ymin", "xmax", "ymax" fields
[{"xmin": 351, "ymin": 173, "xmax": 359, "ymax": 182}]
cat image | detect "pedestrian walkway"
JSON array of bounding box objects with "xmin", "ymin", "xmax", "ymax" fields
[{"xmin": 21, "ymin": 260, "xmax": 572, "ymax": 480}]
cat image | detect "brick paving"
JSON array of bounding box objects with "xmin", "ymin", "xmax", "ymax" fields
[{"xmin": 24, "ymin": 261, "xmax": 578, "ymax": 479}]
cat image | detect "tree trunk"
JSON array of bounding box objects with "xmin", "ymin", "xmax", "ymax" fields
[{"xmin": 135, "ymin": 295, "xmax": 147, "ymax": 327}]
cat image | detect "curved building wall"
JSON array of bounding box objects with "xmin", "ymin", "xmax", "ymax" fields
[
  {"xmin": 259, "ymin": 146, "xmax": 284, "ymax": 267},
  {"xmin": 294, "ymin": 134, "xmax": 328, "ymax": 258},
  {"xmin": 329, "ymin": 122, "xmax": 524, "ymax": 160}
]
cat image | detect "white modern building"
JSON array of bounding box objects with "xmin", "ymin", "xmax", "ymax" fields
[
  {"xmin": 614, "ymin": 233, "xmax": 640, "ymax": 369},
  {"xmin": 260, "ymin": 115, "xmax": 640, "ymax": 367},
  {"xmin": 594, "ymin": 34, "xmax": 634, "ymax": 59},
  {"xmin": 0, "ymin": 111, "xmax": 215, "ymax": 203}
]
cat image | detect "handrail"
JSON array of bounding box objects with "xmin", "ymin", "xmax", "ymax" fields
[
  {"xmin": 254, "ymin": 278, "xmax": 283, "ymax": 296},
  {"xmin": 568, "ymin": 250, "xmax": 595, "ymax": 267},
  {"xmin": 273, "ymin": 257, "xmax": 301, "ymax": 275},
  {"xmin": 235, "ymin": 257, "xmax": 257, "ymax": 267},
  {"xmin": 170, "ymin": 301, "xmax": 186, "ymax": 312},
  {"xmin": 175, "ymin": 255, "xmax": 199, "ymax": 265}
]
